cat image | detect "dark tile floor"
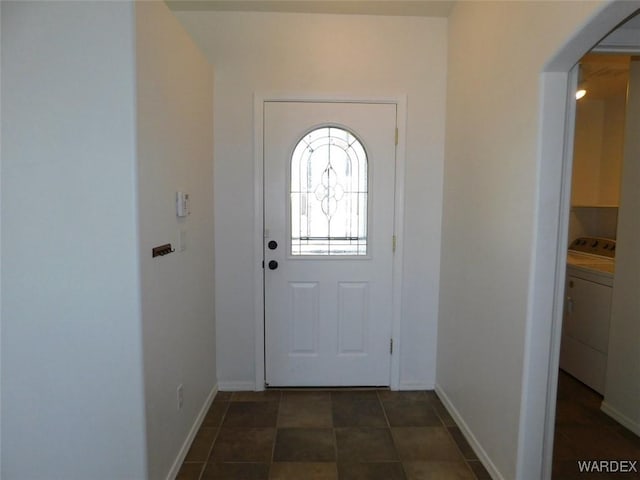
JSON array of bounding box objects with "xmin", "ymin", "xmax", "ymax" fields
[
  {"xmin": 553, "ymin": 370, "xmax": 640, "ymax": 479},
  {"xmin": 177, "ymin": 389, "xmax": 492, "ymax": 479}
]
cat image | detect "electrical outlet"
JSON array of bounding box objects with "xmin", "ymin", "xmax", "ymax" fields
[{"xmin": 177, "ymin": 384, "xmax": 184, "ymax": 410}]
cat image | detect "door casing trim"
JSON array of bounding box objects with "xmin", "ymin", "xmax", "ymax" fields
[
  {"xmin": 524, "ymin": 2, "xmax": 640, "ymax": 477},
  {"xmin": 253, "ymin": 93, "xmax": 407, "ymax": 390}
]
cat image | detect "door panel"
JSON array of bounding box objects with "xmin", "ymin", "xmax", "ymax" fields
[
  {"xmin": 338, "ymin": 282, "xmax": 369, "ymax": 354},
  {"xmin": 264, "ymin": 101, "xmax": 396, "ymax": 387},
  {"xmin": 290, "ymin": 282, "xmax": 319, "ymax": 354}
]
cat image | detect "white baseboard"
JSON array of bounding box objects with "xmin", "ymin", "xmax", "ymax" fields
[
  {"xmin": 166, "ymin": 384, "xmax": 218, "ymax": 480},
  {"xmin": 398, "ymin": 382, "xmax": 432, "ymax": 391},
  {"xmin": 435, "ymin": 384, "xmax": 502, "ymax": 480},
  {"xmin": 601, "ymin": 401, "xmax": 640, "ymax": 437},
  {"xmin": 217, "ymin": 380, "xmax": 256, "ymax": 391}
]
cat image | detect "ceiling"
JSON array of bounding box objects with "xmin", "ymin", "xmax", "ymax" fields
[
  {"xmin": 580, "ymin": 9, "xmax": 640, "ymax": 101},
  {"xmin": 619, "ymin": 11, "xmax": 640, "ymax": 29},
  {"xmin": 579, "ymin": 54, "xmax": 629, "ymax": 101},
  {"xmin": 166, "ymin": 0, "xmax": 455, "ymax": 17}
]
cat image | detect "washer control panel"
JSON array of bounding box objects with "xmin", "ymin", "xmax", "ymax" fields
[{"xmin": 569, "ymin": 237, "xmax": 616, "ymax": 258}]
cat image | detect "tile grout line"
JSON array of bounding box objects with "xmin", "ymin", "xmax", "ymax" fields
[
  {"xmin": 431, "ymin": 391, "xmax": 482, "ymax": 478},
  {"xmin": 269, "ymin": 394, "xmax": 281, "ymax": 473},
  {"xmin": 441, "ymin": 418, "xmax": 479, "ymax": 479},
  {"xmin": 376, "ymin": 389, "xmax": 411, "ymax": 479},
  {"xmin": 196, "ymin": 462, "xmax": 205, "ymax": 480},
  {"xmin": 430, "ymin": 389, "xmax": 479, "ymax": 479},
  {"xmin": 183, "ymin": 389, "xmax": 487, "ymax": 479},
  {"xmin": 376, "ymin": 390, "xmax": 392, "ymax": 430},
  {"xmin": 331, "ymin": 392, "xmax": 339, "ymax": 474},
  {"xmin": 197, "ymin": 398, "xmax": 229, "ymax": 480}
]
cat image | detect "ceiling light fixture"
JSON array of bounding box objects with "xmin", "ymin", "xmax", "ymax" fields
[{"xmin": 576, "ymin": 88, "xmax": 587, "ymax": 100}]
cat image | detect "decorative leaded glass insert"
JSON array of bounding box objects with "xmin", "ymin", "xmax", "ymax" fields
[{"xmin": 290, "ymin": 126, "xmax": 368, "ymax": 256}]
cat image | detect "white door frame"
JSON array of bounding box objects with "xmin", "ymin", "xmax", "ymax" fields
[
  {"xmin": 522, "ymin": 2, "xmax": 639, "ymax": 478},
  {"xmin": 253, "ymin": 93, "xmax": 407, "ymax": 391}
]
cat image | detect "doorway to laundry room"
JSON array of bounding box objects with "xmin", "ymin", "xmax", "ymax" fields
[{"xmin": 551, "ymin": 17, "xmax": 640, "ymax": 477}]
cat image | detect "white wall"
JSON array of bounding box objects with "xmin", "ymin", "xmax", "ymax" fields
[
  {"xmin": 568, "ymin": 207, "xmax": 618, "ymax": 243},
  {"xmin": 568, "ymin": 89, "xmax": 625, "ymax": 243},
  {"xmin": 603, "ymin": 59, "xmax": 640, "ymax": 436},
  {"xmin": 438, "ymin": 1, "xmax": 607, "ymax": 479},
  {"xmin": 1, "ymin": 2, "xmax": 147, "ymax": 478},
  {"xmin": 600, "ymin": 93, "xmax": 626, "ymax": 203},
  {"xmin": 572, "ymin": 100, "xmax": 605, "ymax": 205},
  {"xmin": 135, "ymin": 2, "xmax": 215, "ymax": 478},
  {"xmin": 571, "ymin": 93, "xmax": 626, "ymax": 206},
  {"xmin": 173, "ymin": 11, "xmax": 447, "ymax": 389}
]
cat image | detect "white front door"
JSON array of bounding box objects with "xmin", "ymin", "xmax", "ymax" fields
[{"xmin": 264, "ymin": 101, "xmax": 396, "ymax": 387}]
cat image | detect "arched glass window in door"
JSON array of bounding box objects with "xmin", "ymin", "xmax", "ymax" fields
[{"xmin": 290, "ymin": 126, "xmax": 368, "ymax": 256}]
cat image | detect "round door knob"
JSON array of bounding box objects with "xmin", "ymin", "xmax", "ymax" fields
[
  {"xmin": 268, "ymin": 240, "xmax": 278, "ymax": 250},
  {"xmin": 268, "ymin": 260, "xmax": 278, "ymax": 270}
]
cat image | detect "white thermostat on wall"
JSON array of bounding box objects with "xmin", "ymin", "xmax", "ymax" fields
[{"xmin": 176, "ymin": 192, "xmax": 190, "ymax": 217}]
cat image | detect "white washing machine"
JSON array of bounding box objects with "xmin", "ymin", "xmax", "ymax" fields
[{"xmin": 560, "ymin": 237, "xmax": 615, "ymax": 394}]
